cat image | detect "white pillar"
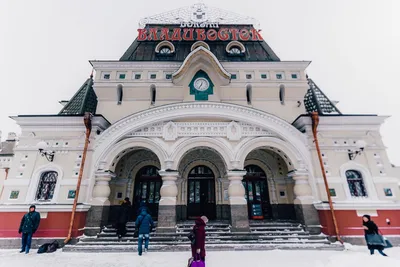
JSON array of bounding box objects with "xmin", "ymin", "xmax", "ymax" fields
[{"xmin": 92, "ymin": 171, "xmax": 114, "ymax": 205}]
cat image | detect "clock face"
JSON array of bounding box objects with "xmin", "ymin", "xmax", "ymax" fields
[{"xmin": 193, "ymin": 78, "xmax": 210, "ymax": 91}]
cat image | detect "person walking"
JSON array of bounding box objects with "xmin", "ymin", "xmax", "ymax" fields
[
  {"xmin": 191, "ymin": 216, "xmax": 208, "ymax": 262},
  {"xmin": 116, "ymin": 197, "xmax": 131, "ymax": 240},
  {"xmin": 18, "ymin": 205, "xmax": 41, "ymax": 254},
  {"xmin": 362, "ymin": 214, "xmax": 387, "ymax": 256},
  {"xmin": 135, "ymin": 208, "xmax": 154, "ymax": 256}
]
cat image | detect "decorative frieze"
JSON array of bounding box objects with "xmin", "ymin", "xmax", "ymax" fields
[{"xmin": 129, "ymin": 121, "xmax": 275, "ymax": 141}]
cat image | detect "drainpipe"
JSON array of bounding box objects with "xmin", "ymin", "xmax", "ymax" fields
[
  {"xmin": 311, "ymin": 112, "xmax": 343, "ymax": 244},
  {"xmin": 64, "ymin": 112, "xmax": 93, "ymax": 244}
]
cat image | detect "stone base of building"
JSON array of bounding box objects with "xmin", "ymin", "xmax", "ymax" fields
[
  {"xmin": 230, "ymin": 204, "xmax": 250, "ymax": 232},
  {"xmin": 0, "ymin": 211, "xmax": 87, "ymax": 238},
  {"xmin": 157, "ymin": 205, "xmax": 176, "ymax": 232},
  {"xmin": 295, "ymin": 204, "xmax": 321, "ymax": 234},
  {"xmin": 85, "ymin": 206, "xmax": 110, "ymax": 236},
  {"xmin": 0, "ymin": 237, "xmax": 78, "ymax": 249}
]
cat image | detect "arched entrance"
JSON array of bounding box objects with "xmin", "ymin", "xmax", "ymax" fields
[
  {"xmin": 187, "ymin": 165, "xmax": 216, "ymax": 220},
  {"xmin": 133, "ymin": 166, "xmax": 162, "ymax": 219},
  {"xmin": 243, "ymin": 165, "xmax": 272, "ymax": 220}
]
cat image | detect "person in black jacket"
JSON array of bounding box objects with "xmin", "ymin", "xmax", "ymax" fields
[
  {"xmin": 18, "ymin": 205, "xmax": 41, "ymax": 254},
  {"xmin": 116, "ymin": 197, "xmax": 131, "ymax": 240},
  {"xmin": 362, "ymin": 215, "xmax": 387, "ymax": 256}
]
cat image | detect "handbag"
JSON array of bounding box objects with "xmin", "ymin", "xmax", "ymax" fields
[
  {"xmin": 383, "ymin": 236, "xmax": 393, "ymax": 248},
  {"xmin": 190, "ymin": 254, "xmax": 205, "ymax": 267},
  {"xmin": 134, "ymin": 216, "xmax": 145, "ymax": 238},
  {"xmin": 366, "ymin": 233, "xmax": 385, "ymax": 246}
]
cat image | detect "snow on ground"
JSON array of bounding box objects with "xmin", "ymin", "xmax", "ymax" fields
[{"xmin": 0, "ymin": 245, "xmax": 399, "ymax": 267}]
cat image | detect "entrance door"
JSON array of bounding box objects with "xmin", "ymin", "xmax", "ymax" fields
[
  {"xmin": 243, "ymin": 165, "xmax": 272, "ymax": 220},
  {"xmin": 187, "ymin": 166, "xmax": 216, "ymax": 220},
  {"xmin": 134, "ymin": 166, "xmax": 162, "ymax": 220}
]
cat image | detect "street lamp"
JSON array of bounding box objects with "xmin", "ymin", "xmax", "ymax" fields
[
  {"xmin": 36, "ymin": 141, "xmax": 55, "ymax": 162},
  {"xmin": 348, "ymin": 140, "xmax": 367, "ymax": 161}
]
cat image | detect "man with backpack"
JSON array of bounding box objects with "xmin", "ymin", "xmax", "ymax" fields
[
  {"xmin": 135, "ymin": 208, "xmax": 154, "ymax": 256},
  {"xmin": 18, "ymin": 205, "xmax": 41, "ymax": 254}
]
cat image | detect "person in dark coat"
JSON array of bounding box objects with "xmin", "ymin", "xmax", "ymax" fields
[
  {"xmin": 135, "ymin": 208, "xmax": 154, "ymax": 256},
  {"xmin": 18, "ymin": 205, "xmax": 41, "ymax": 254},
  {"xmin": 191, "ymin": 216, "xmax": 208, "ymax": 262},
  {"xmin": 116, "ymin": 197, "xmax": 131, "ymax": 239},
  {"xmin": 362, "ymin": 215, "xmax": 387, "ymax": 256}
]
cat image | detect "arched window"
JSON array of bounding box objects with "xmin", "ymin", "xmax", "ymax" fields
[
  {"xmin": 246, "ymin": 84, "xmax": 252, "ymax": 104},
  {"xmin": 150, "ymin": 85, "xmax": 156, "ymax": 105},
  {"xmin": 229, "ymin": 47, "xmax": 242, "ymax": 55},
  {"xmin": 117, "ymin": 84, "xmax": 123, "ymax": 105},
  {"xmin": 279, "ymin": 84, "xmax": 285, "ymax": 105},
  {"xmin": 159, "ymin": 46, "xmax": 172, "ymax": 55},
  {"xmin": 346, "ymin": 170, "xmax": 367, "ymax": 197},
  {"xmin": 36, "ymin": 171, "xmax": 58, "ymax": 201}
]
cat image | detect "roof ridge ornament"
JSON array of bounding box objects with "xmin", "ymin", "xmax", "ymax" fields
[{"xmin": 139, "ymin": 2, "xmax": 260, "ymax": 29}]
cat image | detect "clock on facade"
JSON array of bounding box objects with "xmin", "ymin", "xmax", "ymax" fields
[{"xmin": 193, "ymin": 77, "xmax": 210, "ymax": 91}]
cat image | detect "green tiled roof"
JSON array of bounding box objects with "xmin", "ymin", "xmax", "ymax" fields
[
  {"xmin": 304, "ymin": 78, "xmax": 341, "ymax": 115},
  {"xmin": 59, "ymin": 76, "xmax": 97, "ymax": 115}
]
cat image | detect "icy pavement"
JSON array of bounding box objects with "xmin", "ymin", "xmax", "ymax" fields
[{"xmin": 0, "ymin": 244, "xmax": 399, "ymax": 267}]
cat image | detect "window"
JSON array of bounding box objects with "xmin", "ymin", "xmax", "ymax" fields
[
  {"xmin": 246, "ymin": 84, "xmax": 252, "ymax": 104},
  {"xmin": 150, "ymin": 85, "xmax": 156, "ymax": 105},
  {"xmin": 291, "ymin": 74, "xmax": 298, "ymax": 79},
  {"xmin": 279, "ymin": 84, "xmax": 285, "ymax": 105},
  {"xmin": 345, "ymin": 170, "xmax": 367, "ymax": 197},
  {"xmin": 231, "ymin": 74, "xmax": 237, "ymax": 80},
  {"xmin": 261, "ymin": 74, "xmax": 268, "ymax": 79},
  {"xmin": 117, "ymin": 84, "xmax": 123, "ymax": 105},
  {"xmin": 119, "ymin": 73, "xmax": 126, "ymax": 79},
  {"xmin": 36, "ymin": 171, "xmax": 58, "ymax": 201},
  {"xmin": 246, "ymin": 74, "xmax": 252, "ymax": 79},
  {"xmin": 103, "ymin": 73, "xmax": 110, "ymax": 80},
  {"xmin": 276, "ymin": 74, "xmax": 283, "ymax": 79},
  {"xmin": 134, "ymin": 74, "xmax": 141, "ymax": 80},
  {"xmin": 229, "ymin": 47, "xmax": 242, "ymax": 55},
  {"xmin": 159, "ymin": 47, "xmax": 172, "ymax": 55},
  {"xmin": 165, "ymin": 74, "xmax": 172, "ymax": 80},
  {"xmin": 150, "ymin": 74, "xmax": 157, "ymax": 79}
]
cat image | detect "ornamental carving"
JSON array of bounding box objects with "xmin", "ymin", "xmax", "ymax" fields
[{"xmin": 129, "ymin": 121, "xmax": 274, "ymax": 141}]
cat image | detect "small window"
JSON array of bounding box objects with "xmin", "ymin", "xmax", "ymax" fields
[
  {"xmin": 134, "ymin": 74, "xmax": 141, "ymax": 80},
  {"xmin": 150, "ymin": 74, "xmax": 157, "ymax": 79},
  {"xmin": 116, "ymin": 192, "xmax": 123, "ymax": 199},
  {"xmin": 150, "ymin": 85, "xmax": 156, "ymax": 105},
  {"xmin": 246, "ymin": 84, "xmax": 252, "ymax": 105},
  {"xmin": 36, "ymin": 171, "xmax": 58, "ymax": 201},
  {"xmin": 261, "ymin": 74, "xmax": 268, "ymax": 79},
  {"xmin": 231, "ymin": 74, "xmax": 237, "ymax": 80},
  {"xmin": 276, "ymin": 74, "xmax": 283, "ymax": 79},
  {"xmin": 165, "ymin": 74, "xmax": 172, "ymax": 80},
  {"xmin": 291, "ymin": 74, "xmax": 298, "ymax": 79},
  {"xmin": 279, "ymin": 84, "xmax": 285, "ymax": 105},
  {"xmin": 103, "ymin": 73, "xmax": 110, "ymax": 80},
  {"xmin": 279, "ymin": 191, "xmax": 286, "ymax": 197},
  {"xmin": 246, "ymin": 74, "xmax": 252, "ymax": 79},
  {"xmin": 119, "ymin": 73, "xmax": 126, "ymax": 79},
  {"xmin": 346, "ymin": 170, "xmax": 367, "ymax": 197},
  {"xmin": 159, "ymin": 46, "xmax": 172, "ymax": 55}
]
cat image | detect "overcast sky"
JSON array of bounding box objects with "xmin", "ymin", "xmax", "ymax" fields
[{"xmin": 1, "ymin": 0, "xmax": 399, "ymax": 163}]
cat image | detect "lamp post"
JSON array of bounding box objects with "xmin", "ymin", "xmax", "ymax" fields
[
  {"xmin": 348, "ymin": 140, "xmax": 367, "ymax": 161},
  {"xmin": 36, "ymin": 141, "xmax": 55, "ymax": 162}
]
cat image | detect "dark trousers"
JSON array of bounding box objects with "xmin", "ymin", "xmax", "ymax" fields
[
  {"xmin": 116, "ymin": 222, "xmax": 127, "ymax": 237},
  {"xmin": 21, "ymin": 233, "xmax": 33, "ymax": 253},
  {"xmin": 370, "ymin": 248, "xmax": 387, "ymax": 256}
]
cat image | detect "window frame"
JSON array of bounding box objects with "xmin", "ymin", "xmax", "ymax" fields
[
  {"xmin": 345, "ymin": 169, "xmax": 368, "ymax": 197},
  {"xmin": 35, "ymin": 171, "xmax": 58, "ymax": 202}
]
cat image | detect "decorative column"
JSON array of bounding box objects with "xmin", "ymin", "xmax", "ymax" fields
[
  {"xmin": 85, "ymin": 170, "xmax": 114, "ymax": 236},
  {"xmin": 157, "ymin": 170, "xmax": 179, "ymax": 232},
  {"xmin": 227, "ymin": 170, "xmax": 249, "ymax": 232},
  {"xmin": 289, "ymin": 169, "xmax": 321, "ymax": 234}
]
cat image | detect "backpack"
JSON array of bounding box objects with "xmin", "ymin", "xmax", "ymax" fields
[
  {"xmin": 37, "ymin": 240, "xmax": 59, "ymax": 254},
  {"xmin": 187, "ymin": 226, "xmax": 197, "ymax": 245}
]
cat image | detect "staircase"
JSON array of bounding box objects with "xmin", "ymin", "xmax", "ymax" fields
[{"xmin": 63, "ymin": 221, "xmax": 343, "ymax": 252}]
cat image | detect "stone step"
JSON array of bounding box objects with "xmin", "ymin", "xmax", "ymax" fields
[
  {"xmin": 98, "ymin": 230, "xmax": 309, "ymax": 237},
  {"xmin": 86, "ymin": 235, "xmax": 325, "ymax": 243},
  {"xmin": 63, "ymin": 243, "xmax": 344, "ymax": 253}
]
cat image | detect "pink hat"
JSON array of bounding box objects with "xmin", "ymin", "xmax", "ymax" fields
[{"xmin": 200, "ymin": 216, "xmax": 209, "ymax": 223}]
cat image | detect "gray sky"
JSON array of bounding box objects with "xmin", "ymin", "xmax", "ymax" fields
[{"xmin": 1, "ymin": 0, "xmax": 399, "ymax": 163}]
